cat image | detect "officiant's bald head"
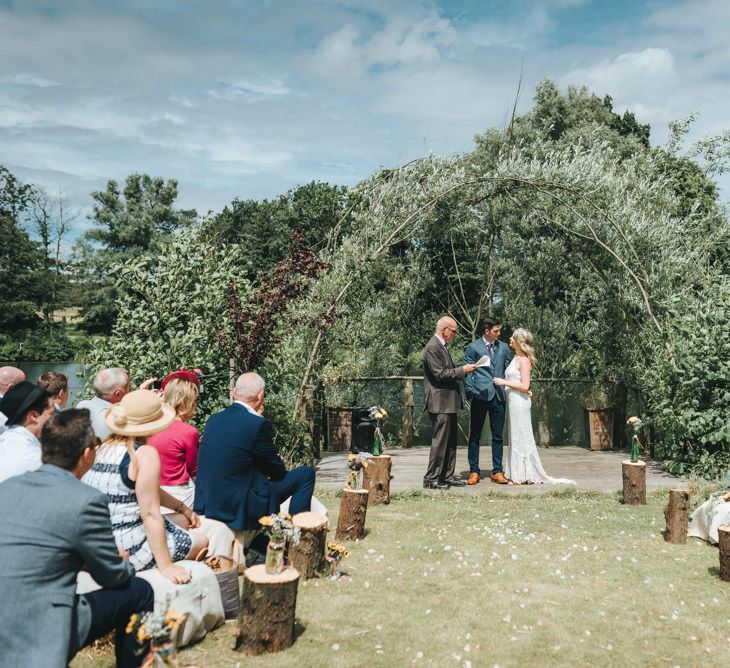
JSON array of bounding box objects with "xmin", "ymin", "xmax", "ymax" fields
[{"xmin": 436, "ymin": 316, "xmax": 458, "ymax": 342}]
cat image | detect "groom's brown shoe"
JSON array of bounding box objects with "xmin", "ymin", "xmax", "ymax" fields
[
  {"xmin": 490, "ymin": 472, "xmax": 509, "ymax": 484},
  {"xmin": 467, "ymin": 472, "xmax": 480, "ymax": 485}
]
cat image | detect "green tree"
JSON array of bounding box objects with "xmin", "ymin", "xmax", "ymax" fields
[
  {"xmin": 76, "ymin": 173, "xmax": 197, "ymax": 333},
  {"xmin": 0, "ymin": 166, "xmax": 43, "ymax": 336},
  {"xmin": 205, "ymin": 181, "xmax": 348, "ymax": 278}
]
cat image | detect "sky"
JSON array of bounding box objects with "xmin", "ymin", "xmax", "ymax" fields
[{"xmin": 1, "ymin": 0, "xmax": 729, "ymax": 238}]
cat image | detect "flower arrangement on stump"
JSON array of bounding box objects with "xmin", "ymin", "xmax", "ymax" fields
[
  {"xmin": 369, "ymin": 405, "xmax": 388, "ymax": 456},
  {"xmin": 627, "ymin": 416, "xmax": 644, "ymax": 463},
  {"xmin": 346, "ymin": 452, "xmax": 371, "ymax": 490},
  {"xmin": 258, "ymin": 512, "xmax": 301, "ymax": 574},
  {"xmin": 323, "ymin": 542, "xmax": 350, "ymax": 579},
  {"xmin": 126, "ymin": 603, "xmax": 185, "ymax": 667}
]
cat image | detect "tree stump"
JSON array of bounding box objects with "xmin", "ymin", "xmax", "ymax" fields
[
  {"xmin": 719, "ymin": 526, "xmax": 730, "ymax": 582},
  {"xmin": 621, "ymin": 460, "xmax": 646, "ymax": 505},
  {"xmin": 663, "ymin": 489, "xmax": 689, "ymax": 544},
  {"xmin": 288, "ymin": 511, "xmax": 327, "ymax": 579},
  {"xmin": 362, "ymin": 454, "xmax": 392, "ymax": 505},
  {"xmin": 335, "ymin": 488, "xmax": 368, "ymax": 541},
  {"xmin": 236, "ymin": 565, "xmax": 300, "ymax": 655}
]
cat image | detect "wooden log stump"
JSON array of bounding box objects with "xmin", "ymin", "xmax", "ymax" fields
[
  {"xmin": 719, "ymin": 526, "xmax": 730, "ymax": 582},
  {"xmin": 335, "ymin": 488, "xmax": 369, "ymax": 541},
  {"xmin": 288, "ymin": 512, "xmax": 327, "ymax": 579},
  {"xmin": 362, "ymin": 454, "xmax": 392, "ymax": 505},
  {"xmin": 236, "ymin": 565, "xmax": 300, "ymax": 655},
  {"xmin": 663, "ymin": 489, "xmax": 689, "ymax": 544},
  {"xmin": 622, "ymin": 460, "xmax": 646, "ymax": 505}
]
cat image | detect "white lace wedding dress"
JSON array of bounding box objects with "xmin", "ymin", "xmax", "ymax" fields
[{"xmin": 503, "ymin": 358, "xmax": 575, "ymax": 485}]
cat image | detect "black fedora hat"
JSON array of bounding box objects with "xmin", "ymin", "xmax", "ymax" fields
[{"xmin": 0, "ymin": 381, "xmax": 50, "ymax": 426}]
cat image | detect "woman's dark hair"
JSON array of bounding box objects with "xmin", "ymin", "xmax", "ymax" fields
[{"xmin": 41, "ymin": 409, "xmax": 95, "ymax": 471}]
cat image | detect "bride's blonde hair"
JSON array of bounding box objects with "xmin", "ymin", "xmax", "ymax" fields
[{"xmin": 512, "ymin": 328, "xmax": 537, "ymax": 368}]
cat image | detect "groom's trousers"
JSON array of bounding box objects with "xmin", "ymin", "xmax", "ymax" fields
[{"xmin": 467, "ymin": 397, "xmax": 506, "ymax": 475}]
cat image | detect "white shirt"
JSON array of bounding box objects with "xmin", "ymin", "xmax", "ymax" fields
[
  {"xmin": 234, "ymin": 400, "xmax": 260, "ymax": 417},
  {"xmin": 0, "ymin": 425, "xmax": 42, "ymax": 483},
  {"xmin": 0, "ymin": 411, "xmax": 7, "ymax": 436},
  {"xmin": 75, "ymin": 395, "xmax": 113, "ymax": 441}
]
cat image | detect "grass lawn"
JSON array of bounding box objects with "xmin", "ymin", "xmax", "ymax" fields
[{"xmin": 74, "ymin": 485, "xmax": 730, "ymax": 667}]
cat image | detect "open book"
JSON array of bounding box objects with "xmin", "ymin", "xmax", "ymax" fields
[{"xmin": 474, "ymin": 354, "xmax": 491, "ymax": 369}]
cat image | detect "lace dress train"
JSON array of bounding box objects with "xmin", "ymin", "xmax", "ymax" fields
[{"xmin": 503, "ymin": 359, "xmax": 575, "ymax": 485}]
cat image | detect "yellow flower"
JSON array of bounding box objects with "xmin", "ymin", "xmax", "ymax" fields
[
  {"xmin": 348, "ymin": 453, "xmax": 356, "ymax": 462},
  {"xmin": 137, "ymin": 627, "xmax": 147, "ymax": 642},
  {"xmin": 627, "ymin": 416, "xmax": 638, "ymax": 425},
  {"xmin": 125, "ymin": 614, "xmax": 138, "ymax": 635},
  {"xmin": 258, "ymin": 515, "xmax": 273, "ymax": 527},
  {"xmin": 342, "ymin": 549, "xmax": 350, "ymax": 558}
]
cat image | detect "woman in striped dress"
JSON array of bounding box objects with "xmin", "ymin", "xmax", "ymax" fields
[{"xmin": 83, "ymin": 389, "xmax": 208, "ymax": 584}]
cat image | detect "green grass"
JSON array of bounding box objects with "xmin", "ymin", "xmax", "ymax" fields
[{"xmin": 74, "ymin": 487, "xmax": 730, "ymax": 667}]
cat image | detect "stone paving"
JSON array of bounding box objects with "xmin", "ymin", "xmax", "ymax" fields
[{"xmin": 316, "ymin": 445, "xmax": 686, "ymax": 494}]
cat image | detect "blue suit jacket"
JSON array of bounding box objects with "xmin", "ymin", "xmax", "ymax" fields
[
  {"xmin": 194, "ymin": 403, "xmax": 287, "ymax": 531},
  {"xmin": 463, "ymin": 338, "xmax": 511, "ymax": 403}
]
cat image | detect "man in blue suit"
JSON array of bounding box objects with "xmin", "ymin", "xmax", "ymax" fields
[
  {"xmin": 463, "ymin": 318, "xmax": 511, "ymax": 484},
  {"xmin": 194, "ymin": 372, "xmax": 315, "ymax": 534}
]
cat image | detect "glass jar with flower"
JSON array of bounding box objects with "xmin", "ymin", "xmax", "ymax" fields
[{"xmin": 258, "ymin": 512, "xmax": 301, "ymax": 575}]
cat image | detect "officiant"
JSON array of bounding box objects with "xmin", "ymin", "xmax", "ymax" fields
[{"xmin": 463, "ymin": 318, "xmax": 511, "ymax": 485}]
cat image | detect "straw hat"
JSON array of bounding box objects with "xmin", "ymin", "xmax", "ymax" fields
[{"xmin": 104, "ymin": 389, "xmax": 175, "ymax": 437}]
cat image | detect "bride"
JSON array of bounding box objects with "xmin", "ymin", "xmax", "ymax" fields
[{"xmin": 493, "ymin": 329, "xmax": 575, "ymax": 485}]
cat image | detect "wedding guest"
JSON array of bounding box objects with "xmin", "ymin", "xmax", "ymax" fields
[
  {"xmin": 422, "ymin": 316, "xmax": 476, "ymax": 489},
  {"xmin": 0, "ymin": 365, "xmax": 25, "ymax": 434},
  {"xmin": 82, "ymin": 389, "xmax": 208, "ymax": 584},
  {"xmin": 194, "ymin": 372, "xmax": 315, "ymax": 531},
  {"xmin": 37, "ymin": 370, "xmax": 69, "ymax": 412},
  {"xmin": 76, "ymin": 367, "xmax": 130, "ymax": 441},
  {"xmin": 76, "ymin": 367, "xmax": 156, "ymax": 441},
  {"xmin": 0, "ymin": 381, "xmax": 54, "ymax": 483},
  {"xmin": 148, "ymin": 367, "xmax": 202, "ymax": 509},
  {"xmin": 0, "ymin": 365, "xmax": 25, "ymax": 398},
  {"xmin": 0, "ymin": 408, "xmax": 154, "ymax": 668}
]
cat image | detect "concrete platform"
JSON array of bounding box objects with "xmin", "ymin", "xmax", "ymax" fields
[{"xmin": 316, "ymin": 445, "xmax": 685, "ymax": 494}]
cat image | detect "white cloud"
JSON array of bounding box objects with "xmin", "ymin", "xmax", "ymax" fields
[{"xmin": 0, "ymin": 73, "xmax": 60, "ymax": 87}]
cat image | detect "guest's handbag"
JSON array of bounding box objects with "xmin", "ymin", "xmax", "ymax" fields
[{"xmin": 201, "ymin": 540, "xmax": 241, "ymax": 620}]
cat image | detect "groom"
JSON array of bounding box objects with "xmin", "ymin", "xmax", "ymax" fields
[{"xmin": 464, "ymin": 317, "xmax": 510, "ymax": 484}]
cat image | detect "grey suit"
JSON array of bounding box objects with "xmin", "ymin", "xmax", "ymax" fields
[
  {"xmin": 0, "ymin": 464, "xmax": 149, "ymax": 668},
  {"xmin": 423, "ymin": 335, "xmax": 465, "ymax": 484}
]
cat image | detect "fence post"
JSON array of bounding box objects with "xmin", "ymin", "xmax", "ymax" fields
[{"xmin": 402, "ymin": 378, "xmax": 414, "ymax": 448}]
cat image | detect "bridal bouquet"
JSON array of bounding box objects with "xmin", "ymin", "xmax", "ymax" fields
[
  {"xmin": 346, "ymin": 452, "xmax": 371, "ymax": 490},
  {"xmin": 126, "ymin": 601, "xmax": 185, "ymax": 667}
]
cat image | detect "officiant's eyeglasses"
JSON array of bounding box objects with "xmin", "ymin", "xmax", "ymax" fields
[{"xmin": 444, "ymin": 326, "xmax": 457, "ymax": 333}]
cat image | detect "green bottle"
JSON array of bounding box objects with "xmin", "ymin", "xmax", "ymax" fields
[
  {"xmin": 373, "ymin": 429, "xmax": 382, "ymax": 456},
  {"xmin": 630, "ymin": 436, "xmax": 639, "ymax": 463}
]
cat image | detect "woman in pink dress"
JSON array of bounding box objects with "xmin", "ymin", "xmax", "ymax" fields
[{"xmin": 148, "ymin": 368, "xmax": 202, "ymax": 509}]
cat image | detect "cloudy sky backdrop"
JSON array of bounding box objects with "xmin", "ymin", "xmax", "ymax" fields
[{"xmin": 1, "ymin": 0, "xmax": 728, "ymax": 236}]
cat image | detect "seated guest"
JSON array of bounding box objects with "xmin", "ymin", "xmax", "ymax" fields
[
  {"xmin": 76, "ymin": 367, "xmax": 131, "ymax": 441},
  {"xmin": 83, "ymin": 389, "xmax": 208, "ymax": 584},
  {"xmin": 37, "ymin": 370, "xmax": 69, "ymax": 412},
  {"xmin": 0, "ymin": 365, "xmax": 25, "ymax": 398},
  {"xmin": 0, "ymin": 409, "xmax": 154, "ymax": 668},
  {"xmin": 0, "ymin": 382, "xmax": 54, "ymax": 483},
  {"xmin": 194, "ymin": 372, "xmax": 315, "ymax": 534},
  {"xmin": 688, "ymin": 470, "xmax": 730, "ymax": 544},
  {"xmin": 0, "ymin": 365, "xmax": 25, "ymax": 433},
  {"xmin": 148, "ymin": 368, "xmax": 202, "ymax": 509}
]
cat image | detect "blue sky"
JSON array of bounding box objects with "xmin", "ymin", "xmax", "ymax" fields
[{"xmin": 1, "ymin": 0, "xmax": 728, "ymax": 238}]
